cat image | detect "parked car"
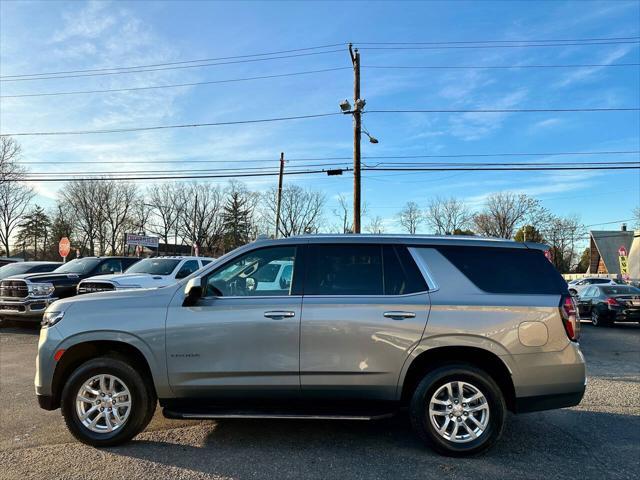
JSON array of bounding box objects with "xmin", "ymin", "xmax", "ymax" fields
[
  {"xmin": 35, "ymin": 235, "xmax": 585, "ymax": 456},
  {"xmin": 576, "ymin": 284, "xmax": 640, "ymax": 326},
  {"xmin": 0, "ymin": 256, "xmax": 139, "ymax": 322},
  {"xmin": 76, "ymin": 256, "xmax": 214, "ymax": 294},
  {"xmin": 567, "ymin": 277, "xmax": 622, "ymax": 296},
  {"xmin": 0, "ymin": 261, "xmax": 61, "ymax": 281}
]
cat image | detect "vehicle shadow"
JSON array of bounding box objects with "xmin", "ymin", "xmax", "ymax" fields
[
  {"xmin": 111, "ymin": 409, "xmax": 639, "ymax": 479},
  {"xmin": 0, "ymin": 322, "xmax": 40, "ymax": 335}
]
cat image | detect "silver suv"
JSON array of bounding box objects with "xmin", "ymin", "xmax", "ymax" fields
[{"xmin": 35, "ymin": 235, "xmax": 585, "ymax": 456}]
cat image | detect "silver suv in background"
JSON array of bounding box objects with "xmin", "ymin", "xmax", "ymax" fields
[{"xmin": 35, "ymin": 235, "xmax": 585, "ymax": 456}]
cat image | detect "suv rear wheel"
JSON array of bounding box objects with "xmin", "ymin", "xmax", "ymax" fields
[
  {"xmin": 409, "ymin": 364, "xmax": 506, "ymax": 456},
  {"xmin": 61, "ymin": 356, "xmax": 156, "ymax": 447}
]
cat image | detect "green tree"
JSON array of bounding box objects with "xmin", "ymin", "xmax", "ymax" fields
[
  {"xmin": 222, "ymin": 189, "xmax": 254, "ymax": 250},
  {"xmin": 452, "ymin": 228, "xmax": 475, "ymax": 236},
  {"xmin": 575, "ymin": 248, "xmax": 590, "ymax": 274},
  {"xmin": 514, "ymin": 225, "xmax": 545, "ymax": 243},
  {"xmin": 15, "ymin": 205, "xmax": 51, "ymax": 260}
]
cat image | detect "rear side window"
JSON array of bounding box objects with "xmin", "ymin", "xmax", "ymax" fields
[
  {"xmin": 436, "ymin": 246, "xmax": 568, "ymax": 295},
  {"xmin": 305, "ymin": 245, "xmax": 383, "ymax": 295},
  {"xmin": 383, "ymin": 245, "xmax": 428, "ymax": 294}
]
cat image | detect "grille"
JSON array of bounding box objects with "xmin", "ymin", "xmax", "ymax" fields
[
  {"xmin": 0, "ymin": 280, "xmax": 29, "ymax": 299},
  {"xmin": 77, "ymin": 282, "xmax": 116, "ymax": 294}
]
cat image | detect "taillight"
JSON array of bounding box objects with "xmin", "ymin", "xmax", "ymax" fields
[
  {"xmin": 606, "ymin": 298, "xmax": 619, "ymax": 306},
  {"xmin": 560, "ymin": 295, "xmax": 580, "ymax": 341}
]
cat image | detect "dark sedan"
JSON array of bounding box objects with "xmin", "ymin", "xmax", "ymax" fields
[
  {"xmin": 0, "ymin": 261, "xmax": 62, "ymax": 281},
  {"xmin": 577, "ymin": 284, "xmax": 640, "ymax": 326}
]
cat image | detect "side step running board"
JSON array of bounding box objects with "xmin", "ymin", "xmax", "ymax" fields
[{"xmin": 163, "ymin": 408, "xmax": 396, "ymax": 421}]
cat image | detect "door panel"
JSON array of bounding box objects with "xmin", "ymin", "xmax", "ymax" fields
[
  {"xmin": 300, "ymin": 293, "xmax": 430, "ymax": 399},
  {"xmin": 166, "ymin": 296, "xmax": 301, "ymax": 397},
  {"xmin": 166, "ymin": 245, "xmax": 301, "ymax": 398}
]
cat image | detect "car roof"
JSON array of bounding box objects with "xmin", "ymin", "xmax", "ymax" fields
[
  {"xmin": 251, "ymin": 234, "xmax": 545, "ymax": 250},
  {"xmin": 148, "ymin": 256, "xmax": 214, "ymax": 260}
]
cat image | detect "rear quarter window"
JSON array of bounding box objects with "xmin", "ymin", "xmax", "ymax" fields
[{"xmin": 435, "ymin": 246, "xmax": 568, "ymax": 295}]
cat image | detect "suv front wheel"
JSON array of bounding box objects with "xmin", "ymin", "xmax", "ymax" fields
[
  {"xmin": 409, "ymin": 364, "xmax": 506, "ymax": 456},
  {"xmin": 61, "ymin": 356, "xmax": 156, "ymax": 447}
]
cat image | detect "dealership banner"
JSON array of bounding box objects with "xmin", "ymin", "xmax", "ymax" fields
[{"xmin": 125, "ymin": 233, "xmax": 159, "ymax": 248}]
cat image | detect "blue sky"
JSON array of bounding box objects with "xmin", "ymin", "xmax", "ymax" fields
[{"xmin": 0, "ymin": 0, "xmax": 638, "ymax": 234}]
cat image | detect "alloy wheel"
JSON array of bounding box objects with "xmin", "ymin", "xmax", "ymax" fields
[
  {"xmin": 428, "ymin": 381, "xmax": 490, "ymax": 443},
  {"xmin": 75, "ymin": 374, "xmax": 132, "ymax": 433}
]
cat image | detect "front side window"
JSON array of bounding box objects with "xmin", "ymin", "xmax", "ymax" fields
[
  {"xmin": 593, "ymin": 279, "xmax": 611, "ymax": 284},
  {"xmin": 126, "ymin": 258, "xmax": 181, "ymax": 275},
  {"xmin": 205, "ymin": 246, "xmax": 297, "ymax": 297},
  {"xmin": 175, "ymin": 260, "xmax": 199, "ymax": 279},
  {"xmin": 97, "ymin": 259, "xmax": 123, "ymax": 274},
  {"xmin": 305, "ymin": 244, "xmax": 383, "ymax": 295},
  {"xmin": 55, "ymin": 258, "xmax": 101, "ymax": 274}
]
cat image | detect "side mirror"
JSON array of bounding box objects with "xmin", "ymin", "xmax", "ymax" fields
[{"xmin": 183, "ymin": 276, "xmax": 203, "ymax": 307}]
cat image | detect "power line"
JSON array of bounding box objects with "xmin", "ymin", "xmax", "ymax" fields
[
  {"xmin": 0, "ymin": 43, "xmax": 347, "ymax": 79},
  {"xmin": 20, "ymin": 160, "xmax": 639, "ymax": 177},
  {"xmin": 363, "ymin": 63, "xmax": 640, "ymax": 70},
  {"xmin": 0, "ymin": 67, "xmax": 351, "ymax": 98},
  {"xmin": 355, "ymin": 36, "xmax": 640, "ymax": 45},
  {"xmin": 13, "ymin": 150, "xmax": 639, "ymax": 165},
  {"xmin": 5, "ymin": 35, "xmax": 634, "ymax": 79},
  {"xmin": 0, "ymin": 112, "xmax": 342, "ymax": 136},
  {"xmin": 362, "ymin": 165, "xmax": 640, "ymax": 172},
  {"xmin": 366, "ymin": 108, "xmax": 640, "ymax": 114},
  {"xmin": 358, "ymin": 40, "xmax": 640, "ymax": 51},
  {"xmin": 14, "ymin": 163, "xmax": 640, "ymax": 183},
  {"xmin": 0, "ymin": 49, "xmax": 345, "ymax": 82},
  {"xmin": 4, "ymin": 109, "xmax": 637, "ymax": 137}
]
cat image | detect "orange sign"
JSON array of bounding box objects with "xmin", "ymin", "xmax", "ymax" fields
[{"xmin": 59, "ymin": 237, "xmax": 71, "ymax": 258}]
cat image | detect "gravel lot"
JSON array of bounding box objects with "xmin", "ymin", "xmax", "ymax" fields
[{"xmin": 1, "ymin": 320, "xmax": 638, "ymax": 480}]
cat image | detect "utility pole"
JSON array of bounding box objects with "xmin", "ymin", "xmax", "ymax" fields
[
  {"xmin": 349, "ymin": 43, "xmax": 362, "ymax": 234},
  {"xmin": 275, "ymin": 152, "xmax": 285, "ymax": 238},
  {"xmin": 192, "ymin": 192, "xmax": 198, "ymax": 256}
]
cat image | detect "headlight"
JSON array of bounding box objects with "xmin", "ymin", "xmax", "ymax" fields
[
  {"xmin": 29, "ymin": 282, "xmax": 55, "ymax": 297},
  {"xmin": 41, "ymin": 310, "xmax": 64, "ymax": 328}
]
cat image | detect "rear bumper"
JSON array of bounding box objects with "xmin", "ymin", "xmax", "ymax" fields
[{"xmin": 515, "ymin": 387, "xmax": 585, "ymax": 413}]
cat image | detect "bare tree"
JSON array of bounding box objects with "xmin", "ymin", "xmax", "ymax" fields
[
  {"xmin": 263, "ymin": 184, "xmax": 325, "ymax": 236},
  {"xmin": 634, "ymin": 206, "xmax": 640, "ymax": 230},
  {"xmin": 0, "ymin": 137, "xmax": 35, "ymax": 256},
  {"xmin": 473, "ymin": 192, "xmax": 542, "ymax": 239},
  {"xmin": 540, "ymin": 214, "xmax": 585, "ymax": 273},
  {"xmin": 398, "ymin": 201, "xmax": 423, "ymax": 234},
  {"xmin": 365, "ymin": 215, "xmax": 385, "ymax": 234},
  {"xmin": 179, "ymin": 183, "xmax": 224, "ymax": 255},
  {"xmin": 61, "ymin": 180, "xmax": 105, "ymax": 255},
  {"xmin": 100, "ymin": 182, "xmax": 138, "ymax": 255},
  {"xmin": 331, "ymin": 194, "xmax": 367, "ymax": 234},
  {"xmin": 147, "ymin": 183, "xmax": 182, "ymax": 254},
  {"xmin": 426, "ymin": 197, "xmax": 473, "ymax": 235}
]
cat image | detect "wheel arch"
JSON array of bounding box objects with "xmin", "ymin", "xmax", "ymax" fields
[
  {"xmin": 399, "ymin": 345, "xmax": 516, "ymax": 412},
  {"xmin": 50, "ymin": 339, "xmax": 158, "ymax": 410}
]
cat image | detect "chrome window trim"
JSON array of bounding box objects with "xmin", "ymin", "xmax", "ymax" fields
[
  {"xmin": 408, "ymin": 247, "xmax": 440, "ymax": 293},
  {"xmin": 299, "ymin": 291, "xmax": 429, "ymax": 299},
  {"xmin": 203, "ymin": 294, "xmax": 302, "ymax": 300}
]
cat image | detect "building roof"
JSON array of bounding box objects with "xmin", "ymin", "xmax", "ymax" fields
[{"xmin": 590, "ymin": 230, "xmax": 635, "ymax": 275}]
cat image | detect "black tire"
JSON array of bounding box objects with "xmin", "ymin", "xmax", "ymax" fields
[
  {"xmin": 409, "ymin": 363, "xmax": 506, "ymax": 457},
  {"xmin": 61, "ymin": 356, "xmax": 155, "ymax": 447}
]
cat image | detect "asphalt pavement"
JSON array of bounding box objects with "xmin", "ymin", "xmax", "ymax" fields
[{"xmin": 1, "ymin": 320, "xmax": 638, "ymax": 480}]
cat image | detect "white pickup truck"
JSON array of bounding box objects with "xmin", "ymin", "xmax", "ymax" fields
[{"xmin": 76, "ymin": 256, "xmax": 214, "ymax": 294}]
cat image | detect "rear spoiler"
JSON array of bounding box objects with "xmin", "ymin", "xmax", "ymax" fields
[{"xmin": 523, "ymin": 242, "xmax": 549, "ymax": 251}]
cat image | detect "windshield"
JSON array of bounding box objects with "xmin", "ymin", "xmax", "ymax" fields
[
  {"xmin": 0, "ymin": 263, "xmax": 31, "ymax": 279},
  {"xmin": 601, "ymin": 286, "xmax": 640, "ymax": 295},
  {"xmin": 54, "ymin": 258, "xmax": 101, "ymax": 274},
  {"xmin": 125, "ymin": 258, "xmax": 181, "ymax": 275}
]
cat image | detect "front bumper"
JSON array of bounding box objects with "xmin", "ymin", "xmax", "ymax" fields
[{"xmin": 0, "ymin": 297, "xmax": 58, "ymax": 320}]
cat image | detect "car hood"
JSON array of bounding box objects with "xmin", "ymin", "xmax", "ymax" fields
[
  {"xmin": 3, "ymin": 272, "xmax": 82, "ymax": 283},
  {"xmin": 82, "ymin": 273, "xmax": 173, "ymax": 287}
]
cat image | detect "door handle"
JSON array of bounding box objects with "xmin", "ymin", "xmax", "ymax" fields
[
  {"xmin": 383, "ymin": 311, "xmax": 416, "ymax": 320},
  {"xmin": 264, "ymin": 311, "xmax": 296, "ymax": 319}
]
